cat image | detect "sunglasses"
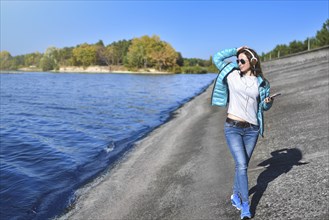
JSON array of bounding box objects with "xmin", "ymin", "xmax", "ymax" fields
[{"xmin": 236, "ymin": 59, "xmax": 247, "ymax": 64}]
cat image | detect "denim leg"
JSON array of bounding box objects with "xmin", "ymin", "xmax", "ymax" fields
[
  {"xmin": 241, "ymin": 125, "xmax": 259, "ymax": 203},
  {"xmin": 233, "ymin": 171, "xmax": 239, "ymax": 195},
  {"xmin": 243, "ymin": 125, "xmax": 259, "ymax": 163},
  {"xmin": 224, "ymin": 124, "xmax": 248, "ymax": 201}
]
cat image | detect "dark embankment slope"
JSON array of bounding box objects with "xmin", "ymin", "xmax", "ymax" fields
[
  {"xmin": 248, "ymin": 46, "xmax": 328, "ymax": 219},
  {"xmin": 59, "ymin": 47, "xmax": 328, "ymax": 220}
]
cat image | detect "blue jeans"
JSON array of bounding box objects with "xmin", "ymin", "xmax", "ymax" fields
[{"xmin": 224, "ymin": 122, "xmax": 259, "ymax": 203}]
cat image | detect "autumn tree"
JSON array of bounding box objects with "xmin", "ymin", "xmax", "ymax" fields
[
  {"xmin": 0, "ymin": 51, "xmax": 13, "ymax": 70},
  {"xmin": 150, "ymin": 41, "xmax": 178, "ymax": 71},
  {"xmin": 94, "ymin": 40, "xmax": 106, "ymax": 66},
  {"xmin": 98, "ymin": 45, "xmax": 116, "ymax": 71},
  {"xmin": 125, "ymin": 35, "xmax": 178, "ymax": 70}
]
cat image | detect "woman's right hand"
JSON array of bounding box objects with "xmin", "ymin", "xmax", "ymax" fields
[
  {"xmin": 265, "ymin": 97, "xmax": 273, "ymax": 103},
  {"xmin": 237, "ymin": 46, "xmax": 249, "ymax": 52}
]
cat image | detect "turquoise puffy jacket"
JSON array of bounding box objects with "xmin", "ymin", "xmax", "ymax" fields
[{"xmin": 211, "ymin": 48, "xmax": 272, "ymax": 137}]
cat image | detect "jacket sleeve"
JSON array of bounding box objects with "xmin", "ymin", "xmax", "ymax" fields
[
  {"xmin": 262, "ymin": 85, "xmax": 273, "ymax": 111},
  {"xmin": 213, "ymin": 48, "xmax": 238, "ymax": 71}
]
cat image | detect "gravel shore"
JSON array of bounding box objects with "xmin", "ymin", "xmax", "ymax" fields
[{"xmin": 59, "ymin": 48, "xmax": 329, "ymax": 220}]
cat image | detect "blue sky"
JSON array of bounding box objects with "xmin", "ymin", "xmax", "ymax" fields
[{"xmin": 1, "ymin": 1, "xmax": 328, "ymax": 59}]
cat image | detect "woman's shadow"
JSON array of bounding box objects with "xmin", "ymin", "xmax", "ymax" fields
[{"xmin": 249, "ymin": 148, "xmax": 308, "ymax": 216}]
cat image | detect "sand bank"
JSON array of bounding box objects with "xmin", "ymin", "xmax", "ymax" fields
[{"xmin": 57, "ymin": 66, "xmax": 172, "ymax": 74}]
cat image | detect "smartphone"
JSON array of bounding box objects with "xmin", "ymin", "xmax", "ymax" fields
[{"xmin": 270, "ymin": 93, "xmax": 281, "ymax": 99}]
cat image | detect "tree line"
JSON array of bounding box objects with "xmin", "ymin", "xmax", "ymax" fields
[
  {"xmin": 0, "ymin": 35, "xmax": 216, "ymax": 73},
  {"xmin": 1, "ymin": 20, "xmax": 328, "ymax": 73},
  {"xmin": 260, "ymin": 19, "xmax": 329, "ymax": 61}
]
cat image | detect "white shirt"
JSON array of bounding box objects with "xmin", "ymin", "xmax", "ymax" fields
[{"xmin": 227, "ymin": 70, "xmax": 259, "ymax": 125}]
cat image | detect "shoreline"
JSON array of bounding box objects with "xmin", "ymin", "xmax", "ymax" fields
[
  {"xmin": 1, "ymin": 66, "xmax": 215, "ymax": 75},
  {"xmin": 0, "ymin": 66, "xmax": 175, "ymax": 75},
  {"xmin": 56, "ymin": 66, "xmax": 174, "ymax": 74},
  {"xmin": 59, "ymin": 83, "xmax": 235, "ymax": 220}
]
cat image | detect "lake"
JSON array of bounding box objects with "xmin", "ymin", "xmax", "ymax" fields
[{"xmin": 0, "ymin": 72, "xmax": 216, "ymax": 220}]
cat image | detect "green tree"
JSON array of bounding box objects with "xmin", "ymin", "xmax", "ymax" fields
[
  {"xmin": 176, "ymin": 52, "xmax": 184, "ymax": 66},
  {"xmin": 274, "ymin": 44, "xmax": 289, "ymax": 57},
  {"xmin": 12, "ymin": 55, "xmax": 25, "ymax": 69},
  {"xmin": 304, "ymin": 37, "xmax": 318, "ymax": 50},
  {"xmin": 288, "ymin": 40, "xmax": 307, "ymax": 54},
  {"xmin": 58, "ymin": 47, "xmax": 74, "ymax": 66},
  {"xmin": 126, "ymin": 36, "xmax": 150, "ymax": 68},
  {"xmin": 40, "ymin": 47, "xmax": 60, "ymax": 71},
  {"xmin": 315, "ymin": 19, "xmax": 329, "ymax": 47},
  {"xmin": 110, "ymin": 40, "xmax": 131, "ymax": 65},
  {"xmin": 95, "ymin": 39, "xmax": 105, "ymax": 47},
  {"xmin": 261, "ymin": 20, "xmax": 329, "ymax": 60},
  {"xmin": 183, "ymin": 58, "xmax": 207, "ymax": 67},
  {"xmin": 72, "ymin": 43, "xmax": 97, "ymax": 68},
  {"xmin": 24, "ymin": 52, "xmax": 42, "ymax": 67},
  {"xmin": 207, "ymin": 56, "xmax": 218, "ymax": 73}
]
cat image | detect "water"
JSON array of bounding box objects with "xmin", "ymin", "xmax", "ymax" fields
[{"xmin": 0, "ymin": 72, "xmax": 216, "ymax": 220}]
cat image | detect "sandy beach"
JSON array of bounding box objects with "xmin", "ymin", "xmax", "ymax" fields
[
  {"xmin": 3, "ymin": 65, "xmax": 173, "ymax": 74},
  {"xmin": 59, "ymin": 47, "xmax": 329, "ymax": 220},
  {"xmin": 57, "ymin": 66, "xmax": 173, "ymax": 74}
]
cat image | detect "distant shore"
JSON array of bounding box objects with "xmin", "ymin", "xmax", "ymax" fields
[
  {"xmin": 56, "ymin": 65, "xmax": 174, "ymax": 74},
  {"xmin": 0, "ymin": 65, "xmax": 174, "ymax": 74}
]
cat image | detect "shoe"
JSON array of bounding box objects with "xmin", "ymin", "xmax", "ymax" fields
[
  {"xmin": 231, "ymin": 194, "xmax": 242, "ymax": 210},
  {"xmin": 240, "ymin": 201, "xmax": 251, "ymax": 219}
]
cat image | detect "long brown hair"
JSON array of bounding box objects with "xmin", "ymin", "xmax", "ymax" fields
[{"xmin": 237, "ymin": 48, "xmax": 267, "ymax": 82}]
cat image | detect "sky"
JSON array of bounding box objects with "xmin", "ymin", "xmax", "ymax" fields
[{"xmin": 1, "ymin": 0, "xmax": 328, "ymax": 59}]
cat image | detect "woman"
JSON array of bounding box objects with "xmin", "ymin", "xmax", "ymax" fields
[{"xmin": 211, "ymin": 46, "xmax": 274, "ymax": 219}]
